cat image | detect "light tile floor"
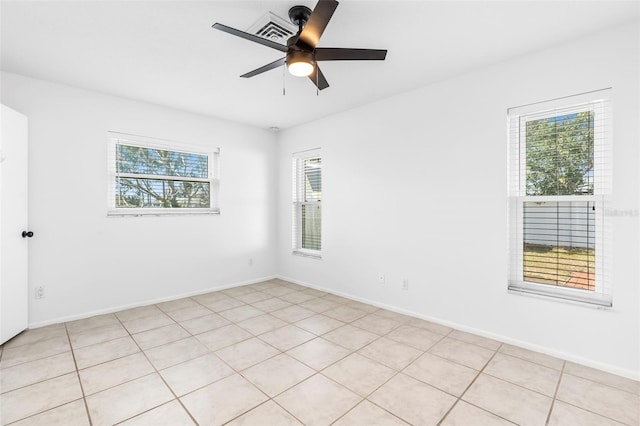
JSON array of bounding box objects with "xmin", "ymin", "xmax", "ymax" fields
[{"xmin": 1, "ymin": 279, "xmax": 638, "ymax": 425}]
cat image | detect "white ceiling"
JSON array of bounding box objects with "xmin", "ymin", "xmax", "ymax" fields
[{"xmin": 1, "ymin": 1, "xmax": 638, "ymax": 130}]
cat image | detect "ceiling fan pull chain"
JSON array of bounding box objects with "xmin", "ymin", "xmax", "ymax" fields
[
  {"xmin": 316, "ymin": 69, "xmax": 319, "ymax": 96},
  {"xmin": 283, "ymin": 62, "xmax": 286, "ymax": 96}
]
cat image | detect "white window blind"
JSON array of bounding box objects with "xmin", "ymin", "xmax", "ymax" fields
[
  {"xmin": 107, "ymin": 133, "xmax": 219, "ymax": 215},
  {"xmin": 292, "ymin": 149, "xmax": 322, "ymax": 257},
  {"xmin": 508, "ymin": 89, "xmax": 612, "ymax": 306}
]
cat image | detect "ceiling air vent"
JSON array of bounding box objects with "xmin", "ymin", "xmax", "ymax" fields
[{"xmin": 247, "ymin": 12, "xmax": 297, "ymax": 43}]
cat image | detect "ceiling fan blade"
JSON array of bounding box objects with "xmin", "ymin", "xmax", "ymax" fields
[
  {"xmin": 308, "ymin": 66, "xmax": 330, "ymax": 90},
  {"xmin": 296, "ymin": 0, "xmax": 339, "ymax": 50},
  {"xmin": 315, "ymin": 48, "xmax": 387, "ymax": 61},
  {"xmin": 212, "ymin": 23, "xmax": 287, "ymax": 52},
  {"xmin": 240, "ymin": 57, "xmax": 286, "ymax": 78}
]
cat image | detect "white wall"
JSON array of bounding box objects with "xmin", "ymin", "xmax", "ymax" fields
[
  {"xmin": 276, "ymin": 22, "xmax": 640, "ymax": 378},
  {"xmin": 1, "ymin": 22, "xmax": 637, "ymax": 379},
  {"xmin": 1, "ymin": 72, "xmax": 277, "ymax": 326}
]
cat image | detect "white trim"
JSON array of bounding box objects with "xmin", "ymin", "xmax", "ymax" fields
[
  {"xmin": 276, "ymin": 275, "xmax": 639, "ymax": 381},
  {"xmin": 508, "ymin": 284, "xmax": 611, "ymax": 307},
  {"xmin": 107, "ymin": 132, "xmax": 219, "ymax": 215},
  {"xmin": 517, "ymin": 195, "xmax": 598, "ymax": 203},
  {"xmin": 520, "ymin": 103, "xmax": 599, "ymax": 124},
  {"xmin": 115, "ymin": 172, "xmax": 210, "ymax": 183},
  {"xmin": 292, "ymin": 149, "xmax": 322, "ymax": 254},
  {"xmin": 292, "ymin": 249, "xmax": 322, "ymax": 259},
  {"xmin": 291, "ymin": 148, "xmax": 321, "ymax": 160},
  {"xmin": 107, "ymin": 131, "xmax": 220, "ymax": 156},
  {"xmin": 25, "ymin": 271, "xmax": 639, "ymax": 381},
  {"xmin": 107, "ymin": 208, "xmax": 219, "ymax": 217},
  {"xmin": 507, "ymin": 87, "xmax": 612, "ymax": 116},
  {"xmin": 508, "ymin": 90, "xmax": 611, "ymax": 306},
  {"xmin": 27, "ymin": 275, "xmax": 276, "ymax": 329},
  {"xmin": 507, "ymin": 287, "xmax": 614, "ymax": 311}
]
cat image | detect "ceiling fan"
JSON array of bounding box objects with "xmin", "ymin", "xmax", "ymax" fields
[{"xmin": 212, "ymin": 0, "xmax": 387, "ymax": 91}]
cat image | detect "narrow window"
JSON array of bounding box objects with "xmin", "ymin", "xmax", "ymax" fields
[
  {"xmin": 508, "ymin": 89, "xmax": 611, "ymax": 306},
  {"xmin": 292, "ymin": 149, "xmax": 322, "ymax": 257},
  {"xmin": 108, "ymin": 133, "xmax": 219, "ymax": 215}
]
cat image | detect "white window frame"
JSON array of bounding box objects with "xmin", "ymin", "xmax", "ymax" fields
[
  {"xmin": 507, "ymin": 89, "xmax": 612, "ymax": 307},
  {"xmin": 107, "ymin": 132, "xmax": 220, "ymax": 216},
  {"xmin": 292, "ymin": 148, "xmax": 322, "ymax": 258}
]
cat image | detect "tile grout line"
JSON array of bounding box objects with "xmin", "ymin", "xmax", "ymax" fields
[
  {"xmin": 67, "ymin": 321, "xmax": 134, "ymax": 353},
  {"xmin": 549, "ymin": 375, "xmax": 638, "ymax": 425},
  {"xmin": 157, "ymin": 285, "xmax": 312, "ymax": 424},
  {"xmin": 6, "ymin": 280, "xmax": 639, "ymax": 425},
  {"xmin": 110, "ymin": 400, "xmax": 182, "ymax": 426},
  {"xmin": 397, "ymin": 347, "xmax": 530, "ymax": 405},
  {"xmin": 0, "ymin": 356, "xmax": 78, "ymax": 395},
  {"xmin": 343, "ymin": 316, "xmax": 631, "ymax": 425},
  {"xmin": 254, "ymin": 293, "xmax": 372, "ymax": 410},
  {"xmin": 324, "ymin": 329, "xmax": 420, "ymax": 425},
  {"xmin": 0, "ymin": 327, "xmax": 92, "ymax": 425},
  {"xmin": 499, "ymin": 346, "xmax": 565, "ymax": 371},
  {"xmin": 221, "ymin": 282, "xmax": 324, "ymax": 425},
  {"xmin": 218, "ymin": 399, "xmax": 298, "ymax": 426},
  {"xmin": 436, "ymin": 343, "xmax": 507, "ymax": 426},
  {"xmin": 561, "ymin": 370, "xmax": 640, "ymax": 397},
  {"xmin": 282, "ymin": 299, "xmax": 455, "ymax": 425},
  {"xmin": 0, "ymin": 286, "xmax": 458, "ymax": 423},
  {"xmin": 553, "ymin": 399, "xmax": 637, "ymax": 425},
  {"xmin": 0, "ymin": 338, "xmax": 69, "ymax": 370},
  {"xmin": 476, "ymin": 355, "xmax": 565, "ymax": 400},
  {"xmin": 329, "ymin": 324, "xmax": 455, "ymax": 424},
  {"xmin": 546, "ymin": 360, "xmax": 567, "ymax": 425},
  {"xmin": 110, "ymin": 312, "xmax": 201, "ymax": 426},
  {"xmin": 64, "ymin": 322, "xmax": 94, "ymax": 426},
  {"xmin": 202, "ymin": 287, "xmax": 311, "ymax": 426},
  {"xmin": 329, "ymin": 400, "xmax": 407, "ymax": 426},
  {"xmin": 220, "ymin": 290, "xmax": 384, "ymax": 425},
  {"xmin": 346, "ymin": 329, "xmax": 463, "ymax": 424},
  {"xmin": 380, "ymin": 335, "xmax": 571, "ymax": 404},
  {"xmin": 323, "ymin": 372, "xmax": 398, "ymax": 425},
  {"xmin": 75, "ymin": 290, "xmax": 552, "ymax": 421}
]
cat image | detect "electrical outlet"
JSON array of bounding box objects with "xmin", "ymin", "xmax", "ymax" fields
[
  {"xmin": 35, "ymin": 286, "xmax": 45, "ymax": 299},
  {"xmin": 402, "ymin": 278, "xmax": 409, "ymax": 291},
  {"xmin": 378, "ymin": 273, "xmax": 385, "ymax": 284}
]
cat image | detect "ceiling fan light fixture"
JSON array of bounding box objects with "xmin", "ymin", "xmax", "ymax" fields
[
  {"xmin": 287, "ymin": 51, "xmax": 315, "ymax": 77},
  {"xmin": 212, "ymin": 0, "xmax": 387, "ymax": 91}
]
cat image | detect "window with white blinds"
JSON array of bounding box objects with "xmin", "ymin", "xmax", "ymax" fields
[
  {"xmin": 108, "ymin": 133, "xmax": 219, "ymax": 215},
  {"xmin": 508, "ymin": 89, "xmax": 612, "ymax": 306},
  {"xmin": 292, "ymin": 149, "xmax": 322, "ymax": 257}
]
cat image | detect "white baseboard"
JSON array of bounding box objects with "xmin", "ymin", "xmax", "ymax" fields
[
  {"xmin": 27, "ymin": 275, "xmax": 277, "ymax": 329},
  {"xmin": 277, "ymin": 274, "xmax": 640, "ymax": 382},
  {"xmin": 26, "ymin": 272, "xmax": 638, "ymax": 382}
]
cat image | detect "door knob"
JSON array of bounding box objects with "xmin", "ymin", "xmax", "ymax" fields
[{"xmin": 21, "ymin": 231, "xmax": 34, "ymax": 238}]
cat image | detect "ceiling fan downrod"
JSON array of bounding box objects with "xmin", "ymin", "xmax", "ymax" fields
[{"xmin": 288, "ymin": 5, "xmax": 312, "ymax": 35}]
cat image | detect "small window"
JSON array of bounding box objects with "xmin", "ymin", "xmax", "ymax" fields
[
  {"xmin": 508, "ymin": 89, "xmax": 611, "ymax": 306},
  {"xmin": 292, "ymin": 149, "xmax": 322, "ymax": 257},
  {"xmin": 108, "ymin": 133, "xmax": 219, "ymax": 215}
]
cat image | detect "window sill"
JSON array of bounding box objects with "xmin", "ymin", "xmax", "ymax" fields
[
  {"xmin": 508, "ymin": 285, "xmax": 612, "ymax": 309},
  {"xmin": 108, "ymin": 208, "xmax": 220, "ymax": 217},
  {"xmin": 292, "ymin": 250, "xmax": 322, "ymax": 260}
]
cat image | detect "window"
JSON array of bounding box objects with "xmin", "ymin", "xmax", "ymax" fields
[
  {"xmin": 292, "ymin": 149, "xmax": 322, "ymax": 257},
  {"xmin": 108, "ymin": 133, "xmax": 219, "ymax": 215},
  {"xmin": 508, "ymin": 89, "xmax": 611, "ymax": 306}
]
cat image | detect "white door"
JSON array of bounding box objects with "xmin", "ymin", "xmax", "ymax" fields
[{"xmin": 0, "ymin": 105, "xmax": 29, "ymax": 345}]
